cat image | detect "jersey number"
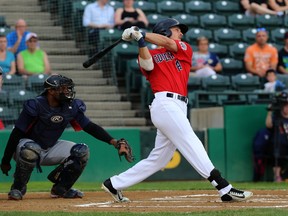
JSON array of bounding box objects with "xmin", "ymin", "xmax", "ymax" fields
[{"xmin": 175, "ymin": 60, "xmax": 182, "ymax": 71}]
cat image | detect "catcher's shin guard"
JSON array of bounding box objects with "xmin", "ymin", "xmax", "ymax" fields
[
  {"xmin": 11, "ymin": 142, "xmax": 41, "ymax": 196},
  {"xmin": 48, "ymin": 143, "xmax": 89, "ymax": 196}
]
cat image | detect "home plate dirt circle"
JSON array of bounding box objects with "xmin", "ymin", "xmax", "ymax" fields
[{"xmin": 0, "ymin": 190, "xmax": 287, "ymax": 213}]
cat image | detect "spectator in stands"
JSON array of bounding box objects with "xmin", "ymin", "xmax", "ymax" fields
[
  {"xmin": 266, "ymin": 92, "xmax": 288, "ymax": 182},
  {"xmin": 268, "ymin": 0, "xmax": 288, "ymax": 13},
  {"xmin": 240, "ymin": 0, "xmax": 284, "ymax": 16},
  {"xmin": 244, "ymin": 28, "xmax": 278, "ymax": 80},
  {"xmin": 190, "ymin": 36, "xmax": 222, "ymax": 77},
  {"xmin": 114, "ymin": 0, "xmax": 148, "ymax": 30},
  {"xmin": 263, "ymin": 68, "xmax": 285, "ymax": 92},
  {"xmin": 277, "ymin": 32, "xmax": 288, "ymax": 74},
  {"xmin": 17, "ymin": 33, "xmax": 51, "ymax": 77},
  {"xmin": 0, "ymin": 68, "xmax": 5, "ymax": 130},
  {"xmin": 83, "ymin": 0, "xmax": 115, "ymax": 55},
  {"xmin": 6, "ymin": 19, "xmax": 30, "ymax": 56},
  {"xmin": 0, "ymin": 35, "xmax": 16, "ymax": 75}
]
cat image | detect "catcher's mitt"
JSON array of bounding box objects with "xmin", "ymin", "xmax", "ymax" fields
[{"xmin": 115, "ymin": 138, "xmax": 135, "ymax": 163}]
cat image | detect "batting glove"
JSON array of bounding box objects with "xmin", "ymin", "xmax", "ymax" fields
[
  {"xmin": 122, "ymin": 27, "xmax": 134, "ymax": 41},
  {"xmin": 131, "ymin": 28, "xmax": 143, "ymax": 41}
]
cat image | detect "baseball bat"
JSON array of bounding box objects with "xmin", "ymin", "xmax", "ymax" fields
[{"xmin": 82, "ymin": 38, "xmax": 123, "ymax": 68}]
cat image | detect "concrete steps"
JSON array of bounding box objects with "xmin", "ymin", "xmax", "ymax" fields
[
  {"xmin": 89, "ymin": 118, "xmax": 146, "ymax": 127},
  {"xmin": 77, "ymin": 93, "xmax": 121, "ymax": 102},
  {"xmin": 85, "ymin": 102, "xmax": 131, "ymax": 110},
  {"xmin": 86, "ymin": 110, "xmax": 136, "ymax": 117},
  {"xmin": 53, "ymin": 70, "xmax": 103, "ymax": 78}
]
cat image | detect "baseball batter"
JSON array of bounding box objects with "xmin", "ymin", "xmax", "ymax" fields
[
  {"xmin": 102, "ymin": 18, "xmax": 253, "ymax": 202},
  {"xmin": 0, "ymin": 74, "xmax": 131, "ymax": 200}
]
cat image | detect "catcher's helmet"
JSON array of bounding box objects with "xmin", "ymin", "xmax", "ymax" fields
[
  {"xmin": 152, "ymin": 18, "xmax": 188, "ymax": 37},
  {"xmin": 41, "ymin": 74, "xmax": 75, "ymax": 103}
]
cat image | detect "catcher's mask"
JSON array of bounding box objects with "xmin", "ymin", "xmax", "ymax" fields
[
  {"xmin": 152, "ymin": 18, "xmax": 188, "ymax": 37},
  {"xmin": 41, "ymin": 74, "xmax": 75, "ymax": 104}
]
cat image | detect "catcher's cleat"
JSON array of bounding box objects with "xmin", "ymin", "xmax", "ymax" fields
[
  {"xmin": 101, "ymin": 178, "xmax": 130, "ymax": 203},
  {"xmin": 8, "ymin": 189, "xmax": 23, "ymax": 200},
  {"xmin": 50, "ymin": 188, "xmax": 84, "ymax": 199},
  {"xmin": 221, "ymin": 188, "xmax": 253, "ymax": 202}
]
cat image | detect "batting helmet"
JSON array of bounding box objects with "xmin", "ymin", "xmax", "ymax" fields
[
  {"xmin": 41, "ymin": 74, "xmax": 75, "ymax": 103},
  {"xmin": 152, "ymin": 18, "xmax": 188, "ymax": 37}
]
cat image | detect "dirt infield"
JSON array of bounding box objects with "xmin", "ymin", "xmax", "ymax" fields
[{"xmin": 0, "ymin": 190, "xmax": 287, "ymax": 213}]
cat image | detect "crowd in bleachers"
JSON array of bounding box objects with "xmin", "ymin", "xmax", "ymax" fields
[{"xmin": 2, "ymin": 0, "xmax": 288, "ymax": 129}]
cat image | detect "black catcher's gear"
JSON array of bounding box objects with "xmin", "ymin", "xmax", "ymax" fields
[
  {"xmin": 41, "ymin": 74, "xmax": 75, "ymax": 104},
  {"xmin": 47, "ymin": 143, "xmax": 89, "ymax": 197},
  {"xmin": 152, "ymin": 18, "xmax": 188, "ymax": 37}
]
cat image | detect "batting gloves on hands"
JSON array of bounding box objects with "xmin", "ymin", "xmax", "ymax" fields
[{"xmin": 122, "ymin": 28, "xmax": 133, "ymax": 41}]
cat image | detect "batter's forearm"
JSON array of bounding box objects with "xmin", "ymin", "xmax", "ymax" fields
[{"xmin": 145, "ymin": 33, "xmax": 177, "ymax": 52}]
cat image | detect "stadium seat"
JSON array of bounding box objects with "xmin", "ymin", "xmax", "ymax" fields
[
  {"xmin": 9, "ymin": 90, "xmax": 38, "ymax": 111},
  {"xmin": 146, "ymin": 14, "xmax": 169, "ymax": 29},
  {"xmin": 0, "ymin": 16, "xmax": 7, "ymax": 27},
  {"xmin": 2, "ymin": 74, "xmax": 26, "ymax": 91},
  {"xmin": 213, "ymin": 1, "xmax": 241, "ymax": 15},
  {"xmin": 156, "ymin": 1, "xmax": 184, "ymax": 16},
  {"xmin": 220, "ymin": 58, "xmax": 244, "ymax": 76},
  {"xmin": 71, "ymin": 0, "xmax": 89, "ymax": 43},
  {"xmin": 227, "ymin": 14, "xmax": 255, "ymax": 30},
  {"xmin": 134, "ymin": 1, "xmax": 157, "ymax": 14},
  {"xmin": 172, "ymin": 14, "xmax": 199, "ymax": 28},
  {"xmin": 276, "ymin": 74, "xmax": 288, "ymax": 87},
  {"xmin": 201, "ymin": 74, "xmax": 231, "ymax": 91},
  {"xmin": 270, "ymin": 28, "xmax": 287, "ymax": 44},
  {"xmin": 188, "ymin": 76, "xmax": 202, "ymax": 92},
  {"xmin": 99, "ymin": 28, "xmax": 122, "ymax": 43},
  {"xmin": 269, "ymin": 43, "xmax": 282, "ymax": 51},
  {"xmin": 0, "ymin": 26, "xmax": 12, "ymax": 35},
  {"xmin": 0, "ymin": 91, "xmax": 9, "ymax": 106},
  {"xmin": 213, "ymin": 28, "xmax": 242, "ymax": 45},
  {"xmin": 242, "ymin": 28, "xmax": 258, "ymax": 43},
  {"xmin": 112, "ymin": 43, "xmax": 139, "ymax": 75},
  {"xmin": 229, "ymin": 43, "xmax": 249, "ymax": 60},
  {"xmin": 255, "ymin": 14, "xmax": 283, "ymax": 30},
  {"xmin": 125, "ymin": 59, "xmax": 142, "ymax": 100},
  {"xmin": 208, "ymin": 43, "xmax": 228, "ymax": 59},
  {"xmin": 185, "ymin": 28, "xmax": 213, "ymax": 45},
  {"xmin": 184, "ymin": 1, "xmax": 213, "ymax": 16},
  {"xmin": 140, "ymin": 77, "xmax": 154, "ymax": 116},
  {"xmin": 27, "ymin": 74, "xmax": 49, "ymax": 94},
  {"xmin": 199, "ymin": 14, "xmax": 227, "ymax": 30},
  {"xmin": 109, "ymin": 1, "xmax": 123, "ymax": 10},
  {"xmin": 231, "ymin": 73, "xmax": 261, "ymax": 91},
  {"xmin": 0, "ymin": 106, "xmax": 19, "ymax": 126}
]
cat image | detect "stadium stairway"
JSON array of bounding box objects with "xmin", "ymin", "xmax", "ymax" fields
[{"xmin": 0, "ymin": 0, "xmax": 147, "ymax": 127}]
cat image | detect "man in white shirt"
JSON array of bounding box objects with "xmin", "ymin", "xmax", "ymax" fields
[{"xmin": 83, "ymin": 0, "xmax": 115, "ymax": 56}]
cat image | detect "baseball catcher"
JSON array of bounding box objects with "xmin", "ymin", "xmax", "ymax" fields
[{"xmin": 0, "ymin": 74, "xmax": 133, "ymax": 200}]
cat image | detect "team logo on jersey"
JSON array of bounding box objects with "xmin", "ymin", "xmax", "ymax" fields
[
  {"xmin": 153, "ymin": 52, "xmax": 174, "ymax": 63},
  {"xmin": 179, "ymin": 41, "xmax": 187, "ymax": 50},
  {"xmin": 51, "ymin": 115, "xmax": 64, "ymax": 123}
]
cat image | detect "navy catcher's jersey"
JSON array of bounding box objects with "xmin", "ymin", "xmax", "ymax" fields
[{"xmin": 15, "ymin": 96, "xmax": 90, "ymax": 149}]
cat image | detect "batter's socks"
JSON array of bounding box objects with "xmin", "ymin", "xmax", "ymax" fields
[{"xmin": 208, "ymin": 169, "xmax": 232, "ymax": 197}]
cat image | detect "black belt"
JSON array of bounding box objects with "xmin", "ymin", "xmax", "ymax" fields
[{"xmin": 166, "ymin": 93, "xmax": 188, "ymax": 103}]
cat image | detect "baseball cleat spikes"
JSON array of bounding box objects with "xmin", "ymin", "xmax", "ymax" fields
[
  {"xmin": 102, "ymin": 178, "xmax": 130, "ymax": 203},
  {"xmin": 221, "ymin": 188, "xmax": 253, "ymax": 202},
  {"xmin": 8, "ymin": 189, "xmax": 23, "ymax": 200}
]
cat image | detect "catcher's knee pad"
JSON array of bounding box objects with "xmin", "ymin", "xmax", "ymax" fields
[
  {"xmin": 70, "ymin": 143, "xmax": 90, "ymax": 165},
  {"xmin": 207, "ymin": 169, "xmax": 229, "ymax": 190},
  {"xmin": 19, "ymin": 142, "xmax": 41, "ymax": 165}
]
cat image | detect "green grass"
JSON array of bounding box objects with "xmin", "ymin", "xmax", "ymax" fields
[
  {"xmin": 0, "ymin": 181, "xmax": 288, "ymax": 215},
  {"xmin": 1, "ymin": 180, "xmax": 287, "ymax": 193}
]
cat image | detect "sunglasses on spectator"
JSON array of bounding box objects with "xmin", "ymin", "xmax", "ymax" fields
[{"xmin": 256, "ymin": 28, "xmax": 267, "ymax": 32}]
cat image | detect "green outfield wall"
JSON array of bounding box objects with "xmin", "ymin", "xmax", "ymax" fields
[{"xmin": 0, "ymin": 104, "xmax": 268, "ymax": 183}]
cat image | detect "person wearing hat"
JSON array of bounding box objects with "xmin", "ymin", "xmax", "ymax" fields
[
  {"xmin": 17, "ymin": 32, "xmax": 51, "ymax": 77},
  {"xmin": 277, "ymin": 32, "xmax": 288, "ymax": 74}
]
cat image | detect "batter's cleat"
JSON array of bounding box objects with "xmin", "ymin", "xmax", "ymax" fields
[
  {"xmin": 8, "ymin": 189, "xmax": 23, "ymax": 200},
  {"xmin": 101, "ymin": 178, "xmax": 130, "ymax": 203},
  {"xmin": 50, "ymin": 188, "xmax": 84, "ymax": 199},
  {"xmin": 221, "ymin": 188, "xmax": 253, "ymax": 202}
]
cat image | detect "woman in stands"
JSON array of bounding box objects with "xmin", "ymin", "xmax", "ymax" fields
[
  {"xmin": 240, "ymin": 0, "xmax": 284, "ymax": 16},
  {"xmin": 114, "ymin": 0, "xmax": 149, "ymax": 30},
  {"xmin": 268, "ymin": 0, "xmax": 288, "ymax": 13},
  {"xmin": 0, "ymin": 35, "xmax": 16, "ymax": 75}
]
